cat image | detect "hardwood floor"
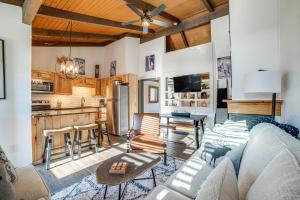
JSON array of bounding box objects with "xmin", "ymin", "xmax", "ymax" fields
[{"xmin": 36, "ymin": 130, "xmax": 197, "ymax": 194}]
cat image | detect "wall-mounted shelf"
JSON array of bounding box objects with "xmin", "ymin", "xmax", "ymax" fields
[{"xmin": 164, "ymin": 73, "xmax": 212, "ymax": 108}]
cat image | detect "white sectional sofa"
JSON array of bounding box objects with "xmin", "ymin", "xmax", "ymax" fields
[{"xmin": 146, "ymin": 123, "xmax": 300, "ymax": 200}]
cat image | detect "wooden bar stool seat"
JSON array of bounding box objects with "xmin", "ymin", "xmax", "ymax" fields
[
  {"xmin": 42, "ymin": 126, "xmax": 74, "ymax": 170},
  {"xmin": 95, "ymin": 120, "xmax": 111, "ymax": 145},
  {"xmin": 43, "ymin": 127, "xmax": 75, "ymax": 137},
  {"xmin": 74, "ymin": 123, "xmax": 98, "ymax": 131},
  {"xmin": 74, "ymin": 123, "xmax": 99, "ymax": 159}
]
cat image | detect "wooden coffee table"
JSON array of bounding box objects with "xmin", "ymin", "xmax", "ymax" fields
[{"xmin": 96, "ymin": 152, "xmax": 161, "ymax": 200}]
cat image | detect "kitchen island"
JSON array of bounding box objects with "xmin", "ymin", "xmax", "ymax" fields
[{"xmin": 32, "ymin": 107, "xmax": 106, "ymax": 164}]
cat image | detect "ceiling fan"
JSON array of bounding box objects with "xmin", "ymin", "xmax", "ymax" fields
[{"xmin": 122, "ymin": 3, "xmax": 170, "ymax": 34}]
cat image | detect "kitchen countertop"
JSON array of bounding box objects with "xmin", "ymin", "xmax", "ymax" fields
[{"xmin": 32, "ymin": 107, "xmax": 105, "ymax": 118}]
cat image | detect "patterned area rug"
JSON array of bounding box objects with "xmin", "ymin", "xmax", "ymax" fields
[{"xmin": 52, "ymin": 156, "xmax": 184, "ymax": 200}]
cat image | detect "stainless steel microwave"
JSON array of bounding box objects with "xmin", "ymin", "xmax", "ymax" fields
[{"xmin": 31, "ymin": 79, "xmax": 54, "ymax": 94}]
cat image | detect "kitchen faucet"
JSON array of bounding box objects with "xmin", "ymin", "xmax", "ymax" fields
[{"xmin": 81, "ymin": 97, "xmax": 85, "ymax": 108}]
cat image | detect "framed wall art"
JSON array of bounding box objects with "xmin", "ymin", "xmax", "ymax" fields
[
  {"xmin": 148, "ymin": 86, "xmax": 159, "ymax": 103},
  {"xmin": 145, "ymin": 54, "xmax": 155, "ymax": 72},
  {"xmin": 217, "ymin": 56, "xmax": 231, "ymax": 79}
]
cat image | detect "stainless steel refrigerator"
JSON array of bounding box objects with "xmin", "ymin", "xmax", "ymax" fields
[{"xmin": 108, "ymin": 81, "xmax": 129, "ymax": 136}]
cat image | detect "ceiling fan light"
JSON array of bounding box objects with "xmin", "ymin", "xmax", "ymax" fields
[{"xmin": 142, "ymin": 19, "xmax": 150, "ymax": 27}]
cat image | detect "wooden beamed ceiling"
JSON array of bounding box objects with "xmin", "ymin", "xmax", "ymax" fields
[{"xmin": 0, "ymin": 0, "xmax": 229, "ymax": 47}]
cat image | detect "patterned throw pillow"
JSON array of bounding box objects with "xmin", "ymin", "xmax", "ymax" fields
[
  {"xmin": 0, "ymin": 160, "xmax": 17, "ymax": 200},
  {"xmin": 247, "ymin": 118, "xmax": 299, "ymax": 138},
  {"xmin": 0, "ymin": 146, "xmax": 17, "ymax": 184},
  {"xmin": 279, "ymin": 124, "xmax": 299, "ymax": 138}
]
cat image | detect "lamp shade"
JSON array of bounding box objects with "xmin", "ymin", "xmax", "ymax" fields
[{"xmin": 244, "ymin": 70, "xmax": 281, "ymax": 94}]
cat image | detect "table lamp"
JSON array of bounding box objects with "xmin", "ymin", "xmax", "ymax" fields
[{"xmin": 244, "ymin": 70, "xmax": 281, "ymax": 120}]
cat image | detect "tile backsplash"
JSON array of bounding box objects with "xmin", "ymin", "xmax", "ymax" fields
[{"xmin": 32, "ymin": 87, "xmax": 106, "ymax": 108}]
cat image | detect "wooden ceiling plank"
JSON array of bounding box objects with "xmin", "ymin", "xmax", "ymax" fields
[
  {"xmin": 37, "ymin": 5, "xmax": 155, "ymax": 33},
  {"xmin": 123, "ymin": 0, "xmax": 180, "ymax": 23},
  {"xmin": 32, "ymin": 28, "xmax": 119, "ymax": 41},
  {"xmin": 0, "ymin": 0, "xmax": 23, "ymax": 6},
  {"xmin": 180, "ymin": 31, "xmax": 189, "ymax": 47},
  {"xmin": 117, "ymin": 32, "xmax": 140, "ymax": 39},
  {"xmin": 32, "ymin": 40, "xmax": 110, "ymax": 47},
  {"xmin": 141, "ymin": 3, "xmax": 228, "ymax": 43},
  {"xmin": 201, "ymin": 0, "xmax": 214, "ymax": 12},
  {"xmin": 22, "ymin": 0, "xmax": 43, "ymax": 25}
]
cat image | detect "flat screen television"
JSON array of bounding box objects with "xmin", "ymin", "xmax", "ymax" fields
[{"xmin": 173, "ymin": 74, "xmax": 202, "ymax": 93}]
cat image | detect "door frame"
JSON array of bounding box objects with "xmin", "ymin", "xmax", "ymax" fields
[{"xmin": 138, "ymin": 78, "xmax": 161, "ymax": 113}]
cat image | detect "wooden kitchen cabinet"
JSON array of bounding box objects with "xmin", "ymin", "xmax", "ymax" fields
[
  {"xmin": 32, "ymin": 69, "xmax": 55, "ymax": 81},
  {"xmin": 100, "ymin": 78, "xmax": 109, "ymax": 97},
  {"xmin": 85, "ymin": 77, "xmax": 96, "ymax": 88},
  {"xmin": 32, "ymin": 113, "xmax": 100, "ymax": 164},
  {"xmin": 72, "ymin": 76, "xmax": 85, "ymax": 87},
  {"xmin": 73, "ymin": 76, "xmax": 96, "ymax": 88},
  {"xmin": 54, "ymin": 74, "xmax": 73, "ymax": 95},
  {"xmin": 95, "ymin": 79, "xmax": 101, "ymax": 96}
]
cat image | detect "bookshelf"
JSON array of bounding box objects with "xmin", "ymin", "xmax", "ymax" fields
[{"xmin": 164, "ymin": 73, "xmax": 211, "ymax": 108}]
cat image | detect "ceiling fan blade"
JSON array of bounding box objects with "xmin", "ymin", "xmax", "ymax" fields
[
  {"xmin": 143, "ymin": 26, "xmax": 148, "ymax": 34},
  {"xmin": 152, "ymin": 19, "xmax": 170, "ymax": 27},
  {"xmin": 127, "ymin": 3, "xmax": 144, "ymax": 17},
  {"xmin": 122, "ymin": 19, "xmax": 140, "ymax": 26},
  {"xmin": 150, "ymin": 4, "xmax": 166, "ymax": 17}
]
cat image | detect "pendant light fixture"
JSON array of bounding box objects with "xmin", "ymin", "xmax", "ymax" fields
[{"xmin": 55, "ymin": 21, "xmax": 79, "ymax": 80}]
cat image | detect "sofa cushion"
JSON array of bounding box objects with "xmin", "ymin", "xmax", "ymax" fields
[
  {"xmin": 145, "ymin": 185, "xmax": 191, "ymax": 200},
  {"xmin": 165, "ymin": 154, "xmax": 213, "ymax": 199},
  {"xmin": 0, "ymin": 161, "xmax": 16, "ymax": 200},
  {"xmin": 196, "ymin": 157, "xmax": 238, "ymax": 200},
  {"xmin": 15, "ymin": 165, "xmax": 50, "ymax": 200},
  {"xmin": 0, "ymin": 146, "xmax": 17, "ymax": 184},
  {"xmin": 246, "ymin": 149, "xmax": 300, "ymax": 200},
  {"xmin": 238, "ymin": 123, "xmax": 300, "ymax": 200}
]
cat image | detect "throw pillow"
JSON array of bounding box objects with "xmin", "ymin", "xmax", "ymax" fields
[
  {"xmin": 280, "ymin": 124, "xmax": 299, "ymax": 138},
  {"xmin": 196, "ymin": 157, "xmax": 239, "ymax": 200},
  {"xmin": 247, "ymin": 118, "xmax": 299, "ymax": 138},
  {"xmin": 0, "ymin": 146, "xmax": 17, "ymax": 184},
  {"xmin": 247, "ymin": 117, "xmax": 280, "ymax": 131},
  {"xmin": 214, "ymin": 143, "xmax": 247, "ymax": 176},
  {"xmin": 246, "ymin": 149, "xmax": 300, "ymax": 200},
  {"xmin": 0, "ymin": 160, "xmax": 16, "ymax": 200},
  {"xmin": 225, "ymin": 143, "xmax": 247, "ymax": 176}
]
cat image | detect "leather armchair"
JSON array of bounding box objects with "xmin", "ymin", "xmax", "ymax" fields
[{"xmin": 127, "ymin": 113, "xmax": 167, "ymax": 165}]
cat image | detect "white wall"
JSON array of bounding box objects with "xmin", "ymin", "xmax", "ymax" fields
[
  {"xmin": 0, "ymin": 3, "xmax": 32, "ymax": 167},
  {"xmin": 161, "ymin": 43, "xmax": 214, "ymax": 113},
  {"xmin": 32, "ymin": 47, "xmax": 105, "ymax": 77},
  {"xmin": 103, "ymin": 37, "xmax": 139, "ymax": 77},
  {"xmin": 280, "ymin": 0, "xmax": 300, "ymax": 130},
  {"xmin": 161, "ymin": 44, "xmax": 215, "ymax": 128},
  {"xmin": 211, "ymin": 15, "xmax": 231, "ymax": 111},
  {"xmin": 211, "ymin": 15, "xmax": 231, "ymax": 60},
  {"xmin": 143, "ymin": 80, "xmax": 160, "ymax": 113},
  {"xmin": 230, "ymin": 0, "xmax": 281, "ymax": 100},
  {"xmin": 138, "ymin": 37, "xmax": 165, "ymax": 79}
]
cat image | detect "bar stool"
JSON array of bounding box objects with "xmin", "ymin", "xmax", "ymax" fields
[
  {"xmin": 42, "ymin": 126, "xmax": 74, "ymax": 170},
  {"xmin": 73, "ymin": 123, "xmax": 99, "ymax": 159},
  {"xmin": 95, "ymin": 120, "xmax": 111, "ymax": 145}
]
